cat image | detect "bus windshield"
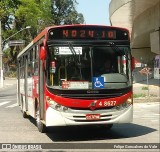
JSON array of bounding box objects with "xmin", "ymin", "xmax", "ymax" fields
[{"xmin": 46, "ymin": 44, "xmax": 132, "ymax": 89}]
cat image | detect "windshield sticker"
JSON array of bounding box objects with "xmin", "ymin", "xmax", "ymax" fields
[
  {"xmin": 62, "ymin": 81, "xmax": 89, "ymax": 89},
  {"xmin": 54, "ymin": 47, "xmax": 82, "ymax": 55},
  {"xmin": 93, "ymin": 77, "xmax": 104, "ymax": 89}
]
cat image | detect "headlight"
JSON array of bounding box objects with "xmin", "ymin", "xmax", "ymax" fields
[
  {"xmin": 116, "ymin": 97, "xmax": 133, "ymax": 110},
  {"xmin": 46, "ymin": 96, "xmax": 69, "ymax": 112}
]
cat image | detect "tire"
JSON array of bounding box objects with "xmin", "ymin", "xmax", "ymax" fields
[
  {"xmin": 36, "ymin": 108, "xmax": 47, "ymax": 133},
  {"xmin": 22, "ymin": 110, "xmax": 28, "ymax": 118}
]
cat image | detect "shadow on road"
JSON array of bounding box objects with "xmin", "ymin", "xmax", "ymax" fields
[{"xmin": 39, "ymin": 123, "xmax": 157, "ymax": 142}]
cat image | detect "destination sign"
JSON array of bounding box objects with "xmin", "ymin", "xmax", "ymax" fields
[
  {"xmin": 62, "ymin": 30, "xmax": 116, "ymax": 39},
  {"xmin": 48, "ymin": 26, "xmax": 129, "ymax": 40}
]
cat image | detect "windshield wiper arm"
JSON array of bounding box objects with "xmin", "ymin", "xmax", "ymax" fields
[
  {"xmin": 108, "ymin": 42, "xmax": 130, "ymax": 60},
  {"xmin": 68, "ymin": 42, "xmax": 80, "ymax": 64},
  {"xmin": 68, "ymin": 42, "xmax": 83, "ymax": 79}
]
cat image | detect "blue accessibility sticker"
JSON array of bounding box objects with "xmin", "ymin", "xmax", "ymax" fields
[{"xmin": 93, "ymin": 77, "xmax": 104, "ymax": 89}]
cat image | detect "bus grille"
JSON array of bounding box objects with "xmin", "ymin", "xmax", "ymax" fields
[
  {"xmin": 60, "ymin": 93, "xmax": 122, "ymax": 99},
  {"xmin": 70, "ymin": 106, "xmax": 114, "ymax": 110},
  {"xmin": 73, "ymin": 118, "xmax": 111, "ymax": 122}
]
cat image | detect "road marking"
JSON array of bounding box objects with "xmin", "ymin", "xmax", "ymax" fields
[
  {"xmin": 5, "ymin": 103, "xmax": 18, "ymax": 108},
  {"xmin": 0, "ymin": 101, "xmax": 11, "ymax": 106},
  {"xmin": 0, "ymin": 98, "xmax": 17, "ymax": 101}
]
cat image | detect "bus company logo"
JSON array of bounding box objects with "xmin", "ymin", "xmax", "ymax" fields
[
  {"xmin": 88, "ymin": 100, "xmax": 97, "ymax": 110},
  {"xmin": 2, "ymin": 144, "xmax": 11, "ymax": 150},
  {"xmin": 87, "ymin": 90, "xmax": 99, "ymax": 94}
]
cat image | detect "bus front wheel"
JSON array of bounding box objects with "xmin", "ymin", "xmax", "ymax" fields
[{"xmin": 36, "ymin": 108, "xmax": 47, "ymax": 133}]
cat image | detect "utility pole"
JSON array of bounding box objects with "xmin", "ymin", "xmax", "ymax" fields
[
  {"xmin": 0, "ymin": 21, "xmax": 3, "ymax": 88},
  {"xmin": 0, "ymin": 22, "xmax": 31, "ymax": 88}
]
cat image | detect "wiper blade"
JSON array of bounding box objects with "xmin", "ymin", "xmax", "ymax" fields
[
  {"xmin": 108, "ymin": 42, "xmax": 130, "ymax": 60},
  {"xmin": 68, "ymin": 42, "xmax": 80, "ymax": 64},
  {"xmin": 68, "ymin": 42, "xmax": 83, "ymax": 80},
  {"xmin": 108, "ymin": 42, "xmax": 121, "ymax": 52}
]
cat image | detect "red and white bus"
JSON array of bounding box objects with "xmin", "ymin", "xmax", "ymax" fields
[{"xmin": 17, "ymin": 25, "xmax": 134, "ymax": 133}]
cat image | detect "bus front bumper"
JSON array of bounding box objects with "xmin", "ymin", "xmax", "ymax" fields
[{"xmin": 45, "ymin": 105, "xmax": 133, "ymax": 127}]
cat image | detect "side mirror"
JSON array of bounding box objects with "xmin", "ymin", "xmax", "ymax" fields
[
  {"xmin": 40, "ymin": 46, "xmax": 46, "ymax": 60},
  {"xmin": 131, "ymin": 57, "xmax": 135, "ymax": 70}
]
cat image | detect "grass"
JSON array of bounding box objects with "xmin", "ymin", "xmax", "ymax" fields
[
  {"xmin": 149, "ymin": 94, "xmax": 158, "ymax": 97},
  {"xmin": 5, "ymin": 71, "xmax": 17, "ymax": 78},
  {"xmin": 133, "ymin": 93, "xmax": 146, "ymax": 98},
  {"xmin": 141, "ymin": 86, "xmax": 149, "ymax": 90}
]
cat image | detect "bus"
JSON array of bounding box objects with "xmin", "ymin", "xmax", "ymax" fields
[
  {"xmin": 154, "ymin": 55, "xmax": 160, "ymax": 79},
  {"xmin": 17, "ymin": 25, "xmax": 134, "ymax": 133}
]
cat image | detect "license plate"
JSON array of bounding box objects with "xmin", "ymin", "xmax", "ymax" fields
[{"xmin": 86, "ymin": 114, "xmax": 100, "ymax": 120}]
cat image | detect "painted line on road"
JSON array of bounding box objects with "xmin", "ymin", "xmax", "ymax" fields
[
  {"xmin": 0, "ymin": 101, "xmax": 11, "ymax": 106},
  {"xmin": 5, "ymin": 103, "xmax": 18, "ymax": 108},
  {"xmin": 0, "ymin": 98, "xmax": 17, "ymax": 101}
]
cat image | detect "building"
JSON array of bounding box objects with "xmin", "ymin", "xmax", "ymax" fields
[{"xmin": 109, "ymin": 0, "xmax": 160, "ymax": 64}]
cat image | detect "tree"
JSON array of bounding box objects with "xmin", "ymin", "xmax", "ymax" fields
[
  {"xmin": 15, "ymin": 0, "xmax": 53, "ymax": 37},
  {"xmin": 1, "ymin": 0, "xmax": 84, "ymax": 70},
  {"xmin": 0, "ymin": 0, "xmax": 21, "ymax": 30},
  {"xmin": 51, "ymin": 0, "xmax": 84, "ymax": 25}
]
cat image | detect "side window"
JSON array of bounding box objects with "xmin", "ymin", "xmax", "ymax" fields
[
  {"xmin": 33, "ymin": 45, "xmax": 39, "ymax": 76},
  {"xmin": 20, "ymin": 57, "xmax": 24, "ymax": 79},
  {"xmin": 27, "ymin": 51, "xmax": 32, "ymax": 77}
]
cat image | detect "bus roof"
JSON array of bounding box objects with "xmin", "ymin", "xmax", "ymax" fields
[
  {"xmin": 33, "ymin": 24, "xmax": 130, "ymax": 42},
  {"xmin": 17, "ymin": 24, "xmax": 130, "ymax": 59}
]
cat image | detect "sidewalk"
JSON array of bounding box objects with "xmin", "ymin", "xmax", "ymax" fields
[
  {"xmin": 0, "ymin": 77, "xmax": 17, "ymax": 91},
  {"xmin": 133, "ymin": 78, "xmax": 160, "ymax": 102}
]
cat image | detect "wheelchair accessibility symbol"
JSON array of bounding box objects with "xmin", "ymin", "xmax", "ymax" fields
[{"xmin": 93, "ymin": 77, "xmax": 104, "ymax": 88}]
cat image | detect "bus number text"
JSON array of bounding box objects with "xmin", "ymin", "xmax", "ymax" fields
[{"xmin": 98, "ymin": 101, "xmax": 117, "ymax": 107}]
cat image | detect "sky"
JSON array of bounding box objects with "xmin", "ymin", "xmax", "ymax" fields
[{"xmin": 76, "ymin": 0, "xmax": 111, "ymax": 25}]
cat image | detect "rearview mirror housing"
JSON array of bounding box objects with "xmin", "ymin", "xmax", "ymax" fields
[{"xmin": 40, "ymin": 46, "xmax": 46, "ymax": 60}]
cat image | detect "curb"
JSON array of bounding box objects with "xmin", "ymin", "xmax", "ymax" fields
[
  {"xmin": 4, "ymin": 77, "xmax": 17, "ymax": 80},
  {"xmin": 133, "ymin": 97, "xmax": 160, "ymax": 103}
]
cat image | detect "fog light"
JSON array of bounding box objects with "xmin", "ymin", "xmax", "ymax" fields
[
  {"xmin": 63, "ymin": 107, "xmax": 68, "ymax": 112},
  {"xmin": 55, "ymin": 104, "xmax": 61, "ymax": 110},
  {"xmin": 116, "ymin": 105, "xmax": 121, "ymax": 110},
  {"xmin": 122, "ymin": 102, "xmax": 127, "ymax": 108}
]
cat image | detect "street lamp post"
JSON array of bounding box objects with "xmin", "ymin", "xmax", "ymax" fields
[
  {"xmin": 0, "ymin": 22, "xmax": 31, "ymax": 88},
  {"xmin": 2, "ymin": 26, "xmax": 31, "ymax": 47}
]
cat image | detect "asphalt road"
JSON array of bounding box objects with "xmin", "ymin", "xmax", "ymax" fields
[{"xmin": 0, "ymin": 80, "xmax": 159, "ymax": 152}]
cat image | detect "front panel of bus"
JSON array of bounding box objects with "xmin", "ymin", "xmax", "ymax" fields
[{"xmin": 44, "ymin": 26, "xmax": 133, "ymax": 126}]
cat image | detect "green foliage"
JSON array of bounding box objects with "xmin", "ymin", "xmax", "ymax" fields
[
  {"xmin": 5, "ymin": 71, "xmax": 17, "ymax": 78},
  {"xmin": 51, "ymin": 0, "xmax": 84, "ymax": 25},
  {"xmin": 15, "ymin": 0, "xmax": 53, "ymax": 36},
  {"xmin": 1, "ymin": 0, "xmax": 84, "ymax": 69},
  {"xmin": 1, "ymin": 0, "xmax": 84, "ymax": 39},
  {"xmin": 133, "ymin": 93, "xmax": 146, "ymax": 98},
  {"xmin": 0, "ymin": 0, "xmax": 21, "ymax": 30},
  {"xmin": 141, "ymin": 86, "xmax": 149, "ymax": 90}
]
